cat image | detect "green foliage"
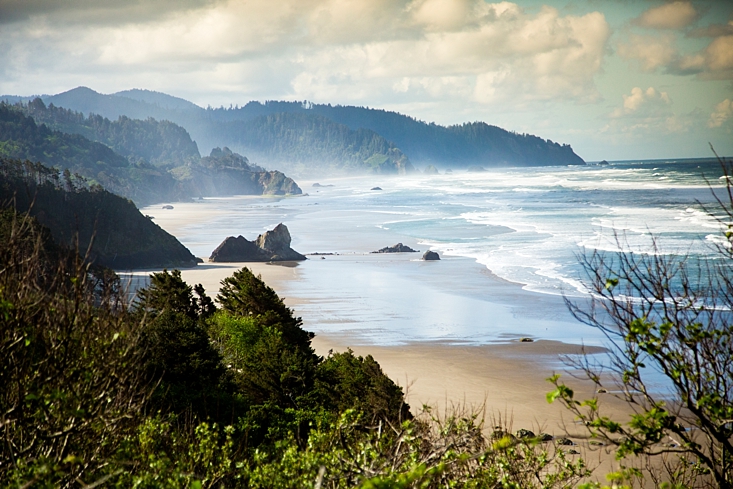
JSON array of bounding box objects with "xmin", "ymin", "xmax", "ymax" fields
[
  {"xmin": 208, "ymin": 311, "xmax": 317, "ymax": 408},
  {"xmin": 314, "ymin": 349, "xmax": 410, "ymax": 424},
  {"xmin": 217, "ymin": 266, "xmax": 314, "ymax": 353},
  {"xmin": 142, "ymin": 310, "xmax": 226, "ymax": 416},
  {"xmin": 135, "ymin": 269, "xmax": 215, "ymax": 320},
  {"xmin": 0, "ymin": 222, "xmax": 590, "ymax": 488},
  {"xmin": 0, "ymin": 210, "xmax": 150, "ymax": 487}
]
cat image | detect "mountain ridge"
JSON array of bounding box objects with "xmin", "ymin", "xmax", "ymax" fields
[{"xmin": 1, "ymin": 86, "xmax": 586, "ymax": 169}]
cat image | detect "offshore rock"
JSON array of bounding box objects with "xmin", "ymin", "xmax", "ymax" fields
[
  {"xmin": 422, "ymin": 250, "xmax": 440, "ymax": 261},
  {"xmin": 372, "ymin": 243, "xmax": 418, "ymax": 253},
  {"xmin": 209, "ymin": 223, "xmax": 306, "ymax": 262}
]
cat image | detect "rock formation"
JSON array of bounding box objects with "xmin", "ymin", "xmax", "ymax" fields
[
  {"xmin": 371, "ymin": 186, "xmax": 382, "ymax": 190},
  {"xmin": 372, "ymin": 243, "xmax": 418, "ymax": 253},
  {"xmin": 422, "ymin": 250, "xmax": 440, "ymax": 261},
  {"xmin": 209, "ymin": 223, "xmax": 306, "ymax": 262}
]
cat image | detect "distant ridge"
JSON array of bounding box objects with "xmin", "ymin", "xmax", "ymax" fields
[
  {"xmin": 1, "ymin": 86, "xmax": 586, "ymax": 169},
  {"xmin": 114, "ymin": 89, "xmax": 201, "ymax": 111}
]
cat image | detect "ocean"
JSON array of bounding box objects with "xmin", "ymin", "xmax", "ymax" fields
[{"xmin": 141, "ymin": 157, "xmax": 727, "ymax": 348}]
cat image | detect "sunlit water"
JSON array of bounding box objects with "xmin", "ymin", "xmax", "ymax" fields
[{"xmin": 143, "ymin": 158, "xmax": 726, "ymax": 349}]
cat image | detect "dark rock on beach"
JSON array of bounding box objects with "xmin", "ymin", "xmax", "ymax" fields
[
  {"xmin": 422, "ymin": 250, "xmax": 440, "ymax": 261},
  {"xmin": 371, "ymin": 186, "xmax": 382, "ymax": 190},
  {"xmin": 372, "ymin": 243, "xmax": 418, "ymax": 253},
  {"xmin": 209, "ymin": 223, "xmax": 306, "ymax": 262}
]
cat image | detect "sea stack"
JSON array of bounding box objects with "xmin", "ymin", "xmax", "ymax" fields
[
  {"xmin": 422, "ymin": 251, "xmax": 440, "ymax": 261},
  {"xmin": 209, "ymin": 223, "xmax": 306, "ymax": 262},
  {"xmin": 372, "ymin": 243, "xmax": 418, "ymax": 253}
]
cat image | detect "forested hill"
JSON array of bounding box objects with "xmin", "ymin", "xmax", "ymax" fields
[
  {"xmin": 18, "ymin": 97, "xmax": 201, "ymax": 167},
  {"xmin": 0, "ymin": 103, "xmax": 302, "ymax": 204},
  {"xmin": 208, "ymin": 101, "xmax": 585, "ymax": 167},
  {"xmin": 0, "ymin": 103, "xmax": 181, "ymax": 204},
  {"xmin": 215, "ymin": 112, "xmax": 414, "ymax": 174},
  {"xmin": 2, "ymin": 87, "xmax": 585, "ymax": 169},
  {"xmin": 0, "ymin": 158, "xmax": 199, "ymax": 269}
]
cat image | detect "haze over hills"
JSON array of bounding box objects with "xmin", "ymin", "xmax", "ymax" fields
[
  {"xmin": 0, "ymin": 101, "xmax": 302, "ymax": 205},
  {"xmin": 2, "ymin": 87, "xmax": 585, "ymax": 171}
]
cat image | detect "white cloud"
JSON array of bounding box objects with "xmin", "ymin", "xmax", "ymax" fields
[
  {"xmin": 617, "ymin": 34, "xmax": 678, "ymax": 72},
  {"xmin": 708, "ymin": 99, "xmax": 733, "ymax": 128},
  {"xmin": 704, "ymin": 34, "xmax": 733, "ymax": 73},
  {"xmin": 611, "ymin": 87, "xmax": 671, "ymax": 118},
  {"xmin": 0, "ymin": 0, "xmax": 611, "ymax": 113},
  {"xmin": 633, "ymin": 1, "xmax": 698, "ymax": 30},
  {"xmin": 603, "ymin": 86, "xmax": 693, "ymax": 140}
]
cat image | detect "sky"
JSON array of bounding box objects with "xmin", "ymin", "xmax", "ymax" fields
[{"xmin": 1, "ymin": 0, "xmax": 732, "ymax": 161}]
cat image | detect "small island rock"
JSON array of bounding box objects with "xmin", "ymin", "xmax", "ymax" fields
[
  {"xmin": 372, "ymin": 243, "xmax": 418, "ymax": 253},
  {"xmin": 371, "ymin": 186, "xmax": 382, "ymax": 191},
  {"xmin": 423, "ymin": 165, "xmax": 439, "ymax": 175},
  {"xmin": 162, "ymin": 204, "xmax": 174, "ymax": 209},
  {"xmin": 422, "ymin": 250, "xmax": 440, "ymax": 261},
  {"xmin": 209, "ymin": 223, "xmax": 306, "ymax": 262}
]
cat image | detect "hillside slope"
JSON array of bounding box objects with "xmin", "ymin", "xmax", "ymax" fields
[{"xmin": 0, "ymin": 157, "xmax": 199, "ymax": 269}]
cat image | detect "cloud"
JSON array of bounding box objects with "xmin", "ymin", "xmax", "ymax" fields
[
  {"xmin": 0, "ymin": 0, "xmax": 222, "ymax": 26},
  {"xmin": 708, "ymin": 98, "xmax": 733, "ymax": 128},
  {"xmin": 610, "ymin": 86, "xmax": 671, "ymax": 118},
  {"xmin": 633, "ymin": 1, "xmax": 698, "ymax": 30},
  {"xmin": 0, "ymin": 0, "xmax": 611, "ymax": 113},
  {"xmin": 617, "ymin": 27, "xmax": 733, "ymax": 79},
  {"xmin": 617, "ymin": 34, "xmax": 677, "ymax": 72},
  {"xmin": 603, "ymin": 86, "xmax": 693, "ymax": 139}
]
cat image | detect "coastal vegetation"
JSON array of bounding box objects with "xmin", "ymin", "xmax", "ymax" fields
[{"xmin": 0, "ymin": 213, "xmax": 592, "ymax": 488}]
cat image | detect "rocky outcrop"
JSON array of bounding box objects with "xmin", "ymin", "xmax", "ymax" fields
[
  {"xmin": 423, "ymin": 165, "xmax": 439, "ymax": 175},
  {"xmin": 209, "ymin": 223, "xmax": 306, "ymax": 262},
  {"xmin": 422, "ymin": 251, "xmax": 440, "ymax": 261},
  {"xmin": 372, "ymin": 243, "xmax": 418, "ymax": 253},
  {"xmin": 175, "ymin": 147, "xmax": 303, "ymax": 198}
]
